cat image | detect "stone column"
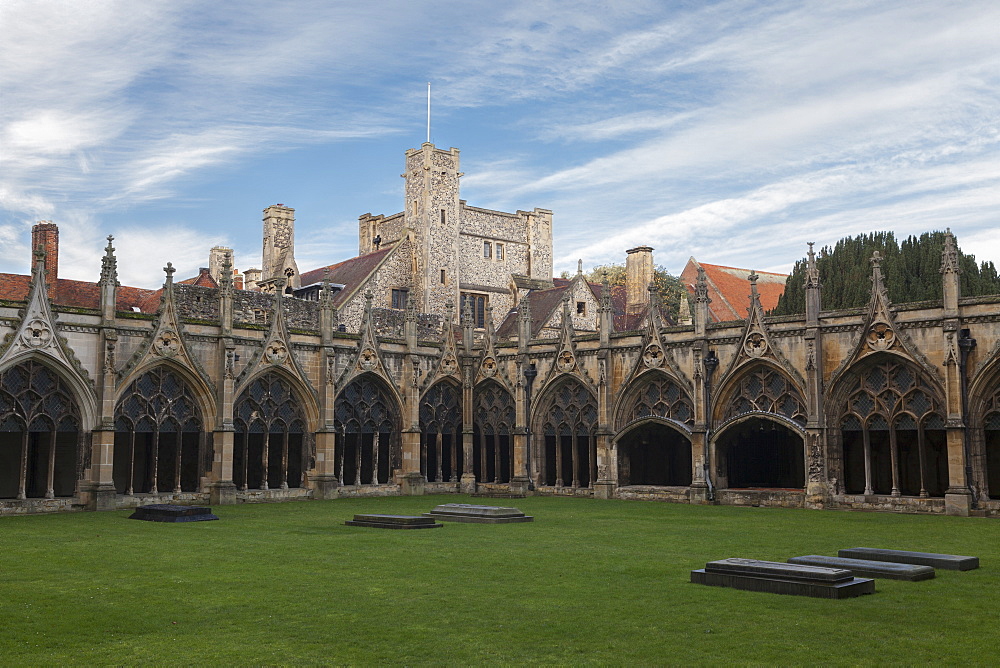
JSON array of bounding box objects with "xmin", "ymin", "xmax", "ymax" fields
[
  {"xmin": 398, "ymin": 356, "xmax": 424, "ymax": 495},
  {"xmin": 210, "ymin": 339, "xmax": 237, "ymax": 505}
]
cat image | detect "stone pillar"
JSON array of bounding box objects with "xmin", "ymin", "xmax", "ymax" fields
[
  {"xmin": 688, "ymin": 430, "xmax": 709, "ymax": 504},
  {"xmin": 945, "ymin": 427, "xmax": 971, "ymax": 516},
  {"xmin": 210, "ymin": 428, "xmax": 237, "ymax": 505},
  {"xmin": 87, "ymin": 427, "xmax": 118, "ymax": 511}
]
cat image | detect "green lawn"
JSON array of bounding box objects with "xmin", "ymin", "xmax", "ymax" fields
[{"xmin": 1, "ymin": 496, "xmax": 997, "ymax": 665}]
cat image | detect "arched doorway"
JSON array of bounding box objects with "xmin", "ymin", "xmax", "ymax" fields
[
  {"xmin": 836, "ymin": 358, "xmax": 947, "ymax": 496},
  {"xmin": 420, "ymin": 382, "xmax": 462, "ymax": 483},
  {"xmin": 234, "ymin": 372, "xmax": 307, "ymax": 491},
  {"xmin": 334, "ymin": 375, "xmax": 399, "ymax": 486},
  {"xmin": 0, "ymin": 360, "xmax": 82, "ymax": 499},
  {"xmin": 537, "ymin": 379, "xmax": 597, "ymax": 489},
  {"xmin": 114, "ymin": 366, "xmax": 203, "ymax": 495},
  {"xmin": 715, "ymin": 416, "xmax": 804, "ymax": 488},
  {"xmin": 473, "ymin": 381, "xmax": 515, "ymax": 484},
  {"xmin": 716, "ymin": 365, "xmax": 807, "ymax": 489},
  {"xmin": 615, "ymin": 372, "xmax": 694, "ymax": 487},
  {"xmin": 617, "ymin": 422, "xmax": 691, "ymax": 486}
]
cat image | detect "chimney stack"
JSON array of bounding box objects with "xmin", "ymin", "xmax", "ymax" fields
[
  {"xmin": 625, "ymin": 245, "xmax": 654, "ymax": 315},
  {"xmin": 31, "ymin": 222, "xmax": 59, "ymax": 294}
]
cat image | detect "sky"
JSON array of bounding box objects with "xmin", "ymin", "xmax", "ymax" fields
[{"xmin": 2, "ymin": 0, "xmax": 998, "ymax": 289}]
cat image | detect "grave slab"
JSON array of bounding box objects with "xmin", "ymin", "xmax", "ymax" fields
[
  {"xmin": 128, "ymin": 504, "xmax": 219, "ymax": 522},
  {"xmin": 424, "ymin": 503, "xmax": 534, "ymax": 524},
  {"xmin": 690, "ymin": 558, "xmax": 874, "ymax": 599},
  {"xmin": 788, "ymin": 555, "xmax": 935, "ymax": 581},
  {"xmin": 345, "ymin": 514, "xmax": 442, "ymax": 529},
  {"xmin": 839, "ymin": 548, "xmax": 978, "ymax": 571}
]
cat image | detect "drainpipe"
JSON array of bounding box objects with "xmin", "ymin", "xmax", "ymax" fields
[
  {"xmin": 703, "ymin": 350, "xmax": 720, "ymax": 501},
  {"xmin": 523, "ymin": 362, "xmax": 538, "ymax": 491},
  {"xmin": 957, "ymin": 329, "xmax": 977, "ymax": 506}
]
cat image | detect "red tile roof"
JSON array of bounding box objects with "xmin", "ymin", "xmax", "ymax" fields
[
  {"xmin": 0, "ymin": 273, "xmax": 157, "ymax": 312},
  {"xmin": 680, "ymin": 258, "xmax": 787, "ymax": 322}
]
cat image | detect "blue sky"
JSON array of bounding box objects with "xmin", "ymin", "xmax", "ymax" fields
[{"xmin": 2, "ymin": 0, "xmax": 998, "ymax": 289}]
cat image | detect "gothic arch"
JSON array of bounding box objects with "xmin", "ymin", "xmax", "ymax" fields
[
  {"xmin": 827, "ymin": 354, "xmax": 947, "ymax": 497},
  {"xmin": 234, "ymin": 365, "xmax": 318, "ymax": 434},
  {"xmin": 113, "ymin": 365, "xmax": 206, "ymax": 495},
  {"xmin": 964, "ymin": 369, "xmax": 1000, "ymax": 500},
  {"xmin": 333, "ymin": 372, "xmax": 401, "ymax": 486},
  {"xmin": 233, "ymin": 371, "xmax": 311, "ymax": 491},
  {"xmin": 117, "ymin": 358, "xmax": 216, "ymax": 429},
  {"xmin": 0, "ymin": 358, "xmax": 85, "ymax": 499},
  {"xmin": 473, "ymin": 379, "xmax": 516, "ymax": 484},
  {"xmin": 533, "ymin": 377, "xmax": 598, "ymax": 489},
  {"xmin": 713, "ymin": 361, "xmax": 807, "ymax": 428},
  {"xmin": 0, "ymin": 352, "xmax": 97, "ymax": 432},
  {"xmin": 613, "ymin": 369, "xmax": 694, "ymax": 434},
  {"xmin": 420, "ymin": 379, "xmax": 463, "ymax": 483}
]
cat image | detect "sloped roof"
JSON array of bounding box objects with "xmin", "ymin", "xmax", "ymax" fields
[
  {"xmin": 680, "ymin": 258, "xmax": 787, "ymax": 322},
  {"xmin": 298, "ymin": 244, "xmax": 396, "ymax": 308},
  {"xmin": 0, "ymin": 273, "xmax": 157, "ymax": 312}
]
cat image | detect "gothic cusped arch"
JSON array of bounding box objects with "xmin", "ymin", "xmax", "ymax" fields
[
  {"xmin": 614, "ymin": 369, "xmax": 694, "ymax": 435},
  {"xmin": 118, "ymin": 358, "xmax": 216, "ymax": 428},
  {"xmin": 1, "ymin": 352, "xmax": 97, "ymax": 432},
  {"xmin": 827, "ymin": 354, "xmax": 947, "ymax": 497},
  {"xmin": 473, "ymin": 379, "xmax": 516, "ymax": 484},
  {"xmin": 420, "ymin": 379, "xmax": 463, "ymax": 483},
  {"xmin": 234, "ymin": 365, "xmax": 318, "ymax": 434},
  {"xmin": 0, "ymin": 358, "xmax": 86, "ymax": 499},
  {"xmin": 714, "ymin": 361, "xmax": 807, "ymax": 428},
  {"xmin": 333, "ymin": 372, "xmax": 401, "ymax": 486},
  {"xmin": 533, "ymin": 377, "xmax": 598, "ymax": 489}
]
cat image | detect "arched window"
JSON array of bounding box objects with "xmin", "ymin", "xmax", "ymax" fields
[
  {"xmin": 838, "ymin": 359, "xmax": 946, "ymax": 496},
  {"xmin": 723, "ymin": 366, "xmax": 806, "ymax": 427},
  {"xmin": 538, "ymin": 380, "xmax": 598, "ymax": 489},
  {"xmin": 979, "ymin": 389, "xmax": 1000, "ymax": 499},
  {"xmin": 420, "ymin": 382, "xmax": 462, "ymax": 483},
  {"xmin": 473, "ymin": 381, "xmax": 515, "ymax": 483},
  {"xmin": 114, "ymin": 367, "xmax": 202, "ymax": 495},
  {"xmin": 621, "ymin": 373, "xmax": 694, "ymax": 428},
  {"xmin": 234, "ymin": 373, "xmax": 306, "ymax": 491},
  {"xmin": 334, "ymin": 376, "xmax": 398, "ymax": 486},
  {"xmin": 0, "ymin": 361, "xmax": 81, "ymax": 499}
]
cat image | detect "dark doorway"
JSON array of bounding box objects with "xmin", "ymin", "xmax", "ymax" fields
[
  {"xmin": 716, "ymin": 417, "xmax": 804, "ymax": 488},
  {"xmin": 617, "ymin": 422, "xmax": 691, "ymax": 486}
]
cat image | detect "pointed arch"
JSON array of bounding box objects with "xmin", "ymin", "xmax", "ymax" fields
[
  {"xmin": 113, "ymin": 365, "xmax": 206, "ymax": 495},
  {"xmin": 0, "ymin": 351, "xmax": 97, "ymax": 431},
  {"xmin": 714, "ymin": 360, "xmax": 807, "ymax": 428},
  {"xmin": 233, "ymin": 371, "xmax": 311, "ymax": 491},
  {"xmin": 117, "ymin": 358, "xmax": 216, "ymax": 429},
  {"xmin": 420, "ymin": 379, "xmax": 463, "ymax": 483},
  {"xmin": 333, "ymin": 372, "xmax": 401, "ymax": 486},
  {"xmin": 533, "ymin": 376, "xmax": 598, "ymax": 489},
  {"xmin": 473, "ymin": 379, "xmax": 516, "ymax": 484},
  {"xmin": 827, "ymin": 353, "xmax": 947, "ymax": 497},
  {"xmin": 234, "ymin": 365, "xmax": 318, "ymax": 433},
  {"xmin": 614, "ymin": 369, "xmax": 694, "ymax": 434},
  {"xmin": 0, "ymin": 358, "xmax": 85, "ymax": 499}
]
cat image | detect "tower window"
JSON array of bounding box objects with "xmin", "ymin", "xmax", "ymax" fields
[
  {"xmin": 460, "ymin": 292, "xmax": 488, "ymax": 328},
  {"xmin": 496, "ymin": 243, "xmax": 504, "ymax": 260},
  {"xmin": 440, "ymin": 269, "xmax": 447, "ymax": 285},
  {"xmin": 484, "ymin": 241, "xmax": 492, "ymax": 259},
  {"xmin": 391, "ymin": 288, "xmax": 409, "ymax": 310},
  {"xmin": 441, "ymin": 209, "xmax": 446, "ymax": 224}
]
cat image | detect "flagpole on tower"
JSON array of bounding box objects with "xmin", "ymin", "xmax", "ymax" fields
[{"xmin": 426, "ymin": 82, "xmax": 431, "ymax": 144}]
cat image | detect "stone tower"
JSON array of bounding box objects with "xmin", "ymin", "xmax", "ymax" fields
[
  {"xmin": 403, "ymin": 143, "xmax": 461, "ymax": 312},
  {"xmin": 261, "ymin": 205, "xmax": 300, "ymax": 292},
  {"xmin": 209, "ymin": 246, "xmax": 234, "ymax": 284}
]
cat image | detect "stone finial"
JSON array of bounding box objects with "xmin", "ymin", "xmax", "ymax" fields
[
  {"xmin": 98, "ymin": 235, "xmax": 118, "ymax": 287},
  {"xmin": 870, "ymin": 251, "xmax": 890, "ymax": 306},
  {"xmin": 599, "ymin": 270, "xmax": 612, "ymax": 312},
  {"xmin": 405, "ymin": 289, "xmax": 417, "ymax": 322},
  {"xmin": 577, "ymin": 259, "xmax": 583, "ymax": 275},
  {"xmin": 804, "ymin": 241, "xmax": 820, "ymax": 289},
  {"xmin": 164, "ymin": 262, "xmax": 176, "ymax": 283},
  {"xmin": 461, "ymin": 293, "xmax": 473, "ymax": 326},
  {"xmin": 695, "ymin": 266, "xmax": 710, "ymax": 304},
  {"xmin": 940, "ymin": 228, "xmax": 961, "ymax": 275},
  {"xmin": 678, "ymin": 292, "xmax": 692, "ymax": 325}
]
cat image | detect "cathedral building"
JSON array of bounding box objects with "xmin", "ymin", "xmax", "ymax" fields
[{"xmin": 1, "ymin": 144, "xmax": 999, "ymax": 518}]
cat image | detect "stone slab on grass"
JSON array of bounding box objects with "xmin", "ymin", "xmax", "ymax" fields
[
  {"xmin": 128, "ymin": 504, "xmax": 219, "ymax": 522},
  {"xmin": 424, "ymin": 503, "xmax": 534, "ymax": 523},
  {"xmin": 691, "ymin": 558, "xmax": 874, "ymax": 599},
  {"xmin": 788, "ymin": 555, "xmax": 935, "ymax": 581},
  {"xmin": 839, "ymin": 547, "xmax": 979, "ymax": 571},
  {"xmin": 345, "ymin": 514, "xmax": 442, "ymax": 529}
]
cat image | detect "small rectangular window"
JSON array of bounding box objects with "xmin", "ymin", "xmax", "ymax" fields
[
  {"xmin": 484, "ymin": 241, "xmax": 492, "ymax": 259},
  {"xmin": 496, "ymin": 243, "xmax": 504, "ymax": 260},
  {"xmin": 391, "ymin": 288, "xmax": 409, "ymax": 310},
  {"xmin": 440, "ymin": 269, "xmax": 447, "ymax": 284},
  {"xmin": 441, "ymin": 209, "xmax": 446, "ymax": 224},
  {"xmin": 577, "ymin": 301, "xmax": 586, "ymax": 316}
]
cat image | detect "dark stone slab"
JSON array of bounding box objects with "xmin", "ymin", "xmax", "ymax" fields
[
  {"xmin": 789, "ymin": 555, "xmax": 935, "ymax": 581},
  {"xmin": 128, "ymin": 504, "xmax": 219, "ymax": 522},
  {"xmin": 691, "ymin": 559, "xmax": 874, "ymax": 599},
  {"xmin": 345, "ymin": 514, "xmax": 442, "ymax": 529},
  {"xmin": 471, "ymin": 492, "xmax": 526, "ymax": 499},
  {"xmin": 839, "ymin": 547, "xmax": 979, "ymax": 571},
  {"xmin": 424, "ymin": 503, "xmax": 534, "ymax": 524}
]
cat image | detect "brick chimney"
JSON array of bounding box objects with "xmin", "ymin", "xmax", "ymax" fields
[
  {"xmin": 625, "ymin": 245, "xmax": 654, "ymax": 315},
  {"xmin": 31, "ymin": 222, "xmax": 59, "ymax": 294}
]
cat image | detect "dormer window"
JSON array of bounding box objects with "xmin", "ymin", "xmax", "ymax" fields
[{"xmin": 577, "ymin": 301, "xmax": 586, "ymax": 315}]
